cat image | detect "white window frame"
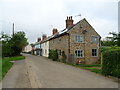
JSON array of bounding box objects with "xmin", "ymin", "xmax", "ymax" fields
[
  {"xmin": 92, "ymin": 48, "xmax": 98, "ymax": 57},
  {"xmin": 74, "ymin": 49, "xmax": 84, "ymax": 58},
  {"xmin": 74, "ymin": 35, "xmax": 84, "ymax": 43}
]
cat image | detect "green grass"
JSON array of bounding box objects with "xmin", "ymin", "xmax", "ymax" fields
[
  {"xmin": 80, "ymin": 67, "xmax": 102, "ymax": 74},
  {"xmin": 76, "ymin": 64, "xmax": 101, "ymax": 67},
  {"xmin": 0, "ymin": 58, "xmax": 2, "ymax": 80},
  {"xmin": 65, "ymin": 63, "xmax": 102, "ymax": 74},
  {"xmin": 0, "ymin": 56, "xmax": 25, "ymax": 80}
]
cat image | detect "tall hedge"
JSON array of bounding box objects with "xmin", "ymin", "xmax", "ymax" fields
[
  {"xmin": 102, "ymin": 49, "xmax": 120, "ymax": 78},
  {"xmin": 48, "ymin": 50, "xmax": 58, "ymax": 61}
]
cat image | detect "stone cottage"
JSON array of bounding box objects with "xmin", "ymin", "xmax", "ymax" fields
[{"xmin": 49, "ymin": 16, "xmax": 101, "ymax": 64}]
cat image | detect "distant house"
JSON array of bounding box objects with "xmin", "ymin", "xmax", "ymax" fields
[
  {"xmin": 22, "ymin": 44, "xmax": 32, "ymax": 53},
  {"xmin": 32, "ymin": 38, "xmax": 42, "ymax": 56},
  {"xmin": 41, "ymin": 34, "xmax": 50, "ymax": 57},
  {"xmin": 49, "ymin": 16, "xmax": 101, "ymax": 64}
]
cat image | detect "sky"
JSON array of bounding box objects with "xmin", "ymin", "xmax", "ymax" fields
[{"xmin": 0, "ymin": 0, "xmax": 119, "ymax": 43}]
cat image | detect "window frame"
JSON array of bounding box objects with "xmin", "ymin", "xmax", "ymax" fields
[
  {"xmin": 92, "ymin": 48, "xmax": 98, "ymax": 57},
  {"xmin": 74, "ymin": 49, "xmax": 84, "ymax": 58},
  {"xmin": 91, "ymin": 35, "xmax": 98, "ymax": 43},
  {"xmin": 74, "ymin": 35, "xmax": 84, "ymax": 43}
]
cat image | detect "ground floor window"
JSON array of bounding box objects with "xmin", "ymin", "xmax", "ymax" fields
[
  {"xmin": 92, "ymin": 49, "xmax": 97, "ymax": 57},
  {"xmin": 58, "ymin": 50, "xmax": 62, "ymax": 56},
  {"xmin": 74, "ymin": 49, "xmax": 84, "ymax": 58}
]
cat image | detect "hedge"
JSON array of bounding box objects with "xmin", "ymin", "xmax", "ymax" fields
[
  {"xmin": 102, "ymin": 48, "xmax": 120, "ymax": 78},
  {"xmin": 48, "ymin": 50, "xmax": 58, "ymax": 61}
]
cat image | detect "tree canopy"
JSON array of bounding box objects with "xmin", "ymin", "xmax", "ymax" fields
[
  {"xmin": 1, "ymin": 31, "xmax": 28, "ymax": 57},
  {"xmin": 101, "ymin": 32, "xmax": 120, "ymax": 46}
]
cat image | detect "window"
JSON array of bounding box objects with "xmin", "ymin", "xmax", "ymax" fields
[
  {"xmin": 91, "ymin": 36, "xmax": 98, "ymax": 43},
  {"xmin": 75, "ymin": 35, "xmax": 84, "ymax": 43},
  {"xmin": 92, "ymin": 49, "xmax": 97, "ymax": 57},
  {"xmin": 52, "ymin": 39, "xmax": 54, "ymax": 43},
  {"xmin": 45, "ymin": 49, "xmax": 47, "ymax": 54},
  {"xmin": 75, "ymin": 49, "xmax": 84, "ymax": 58},
  {"xmin": 58, "ymin": 50, "xmax": 62, "ymax": 56},
  {"xmin": 58, "ymin": 38, "xmax": 61, "ymax": 43}
]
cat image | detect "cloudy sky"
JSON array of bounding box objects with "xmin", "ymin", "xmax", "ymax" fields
[{"xmin": 0, "ymin": 0, "xmax": 119, "ymax": 43}]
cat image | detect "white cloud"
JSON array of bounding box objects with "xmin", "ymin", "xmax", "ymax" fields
[
  {"xmin": 0, "ymin": 0, "xmax": 118, "ymax": 43},
  {"xmin": 89, "ymin": 18, "xmax": 118, "ymax": 39}
]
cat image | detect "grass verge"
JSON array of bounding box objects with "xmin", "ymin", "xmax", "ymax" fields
[
  {"xmin": 65, "ymin": 63, "xmax": 102, "ymax": 74},
  {"xmin": 0, "ymin": 56, "xmax": 25, "ymax": 80},
  {"xmin": 76, "ymin": 64, "xmax": 102, "ymax": 74}
]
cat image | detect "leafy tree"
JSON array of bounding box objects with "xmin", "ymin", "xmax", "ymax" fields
[
  {"xmin": 10, "ymin": 31, "xmax": 28, "ymax": 56},
  {"xmin": 101, "ymin": 32, "xmax": 120, "ymax": 46},
  {"xmin": 1, "ymin": 31, "xmax": 28, "ymax": 57}
]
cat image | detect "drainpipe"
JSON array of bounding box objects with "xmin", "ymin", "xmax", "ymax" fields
[{"xmin": 82, "ymin": 30, "xmax": 87, "ymax": 63}]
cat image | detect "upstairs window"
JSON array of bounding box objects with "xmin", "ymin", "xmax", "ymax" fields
[
  {"xmin": 58, "ymin": 38, "xmax": 61, "ymax": 43},
  {"xmin": 75, "ymin": 49, "xmax": 84, "ymax": 58},
  {"xmin": 75, "ymin": 35, "xmax": 84, "ymax": 43},
  {"xmin": 52, "ymin": 39, "xmax": 54, "ymax": 43},
  {"xmin": 92, "ymin": 49, "xmax": 97, "ymax": 57},
  {"xmin": 91, "ymin": 36, "xmax": 98, "ymax": 43}
]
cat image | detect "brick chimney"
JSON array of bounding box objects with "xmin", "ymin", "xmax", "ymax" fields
[
  {"xmin": 52, "ymin": 28, "xmax": 58, "ymax": 35},
  {"xmin": 37, "ymin": 38, "xmax": 41, "ymax": 42},
  {"xmin": 66, "ymin": 16, "xmax": 74, "ymax": 28},
  {"xmin": 42, "ymin": 34, "xmax": 47, "ymax": 40}
]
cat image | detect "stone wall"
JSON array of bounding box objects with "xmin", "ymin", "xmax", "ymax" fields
[
  {"xmin": 68, "ymin": 19, "xmax": 101, "ymax": 64},
  {"xmin": 49, "ymin": 35, "xmax": 69, "ymax": 56}
]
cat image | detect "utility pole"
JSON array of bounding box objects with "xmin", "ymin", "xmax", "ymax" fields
[{"xmin": 12, "ymin": 23, "xmax": 14, "ymax": 36}]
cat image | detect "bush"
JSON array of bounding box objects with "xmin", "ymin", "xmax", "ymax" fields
[
  {"xmin": 61, "ymin": 51, "xmax": 67, "ymax": 63},
  {"xmin": 48, "ymin": 50, "xmax": 58, "ymax": 61},
  {"xmin": 102, "ymin": 48, "xmax": 120, "ymax": 78}
]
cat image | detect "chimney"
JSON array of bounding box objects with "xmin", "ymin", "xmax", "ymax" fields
[
  {"xmin": 52, "ymin": 28, "xmax": 58, "ymax": 35},
  {"xmin": 66, "ymin": 16, "xmax": 74, "ymax": 28},
  {"xmin": 37, "ymin": 38, "xmax": 41, "ymax": 42},
  {"xmin": 42, "ymin": 34, "xmax": 47, "ymax": 40}
]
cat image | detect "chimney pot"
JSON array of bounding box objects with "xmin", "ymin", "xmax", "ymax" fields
[
  {"xmin": 66, "ymin": 16, "xmax": 74, "ymax": 28},
  {"xmin": 67, "ymin": 16, "xmax": 68, "ymax": 20},
  {"xmin": 37, "ymin": 38, "xmax": 41, "ymax": 42}
]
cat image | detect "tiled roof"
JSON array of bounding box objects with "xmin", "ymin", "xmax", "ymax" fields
[{"xmin": 33, "ymin": 18, "xmax": 101, "ymax": 45}]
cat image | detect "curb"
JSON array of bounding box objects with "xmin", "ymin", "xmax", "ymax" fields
[{"xmin": 25, "ymin": 59, "xmax": 42, "ymax": 88}]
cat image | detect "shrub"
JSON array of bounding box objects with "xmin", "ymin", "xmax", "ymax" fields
[
  {"xmin": 102, "ymin": 48, "xmax": 120, "ymax": 78},
  {"xmin": 61, "ymin": 51, "xmax": 67, "ymax": 63},
  {"xmin": 48, "ymin": 50, "xmax": 58, "ymax": 61}
]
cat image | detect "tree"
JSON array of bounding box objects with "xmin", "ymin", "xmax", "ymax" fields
[
  {"xmin": 101, "ymin": 32, "xmax": 120, "ymax": 46},
  {"xmin": 0, "ymin": 32, "xmax": 13, "ymax": 57},
  {"xmin": 1, "ymin": 31, "xmax": 28, "ymax": 57},
  {"xmin": 10, "ymin": 31, "xmax": 28, "ymax": 56}
]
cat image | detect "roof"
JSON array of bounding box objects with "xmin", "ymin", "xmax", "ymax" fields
[
  {"xmin": 33, "ymin": 18, "xmax": 101, "ymax": 44},
  {"xmin": 49, "ymin": 18, "xmax": 101, "ymax": 39}
]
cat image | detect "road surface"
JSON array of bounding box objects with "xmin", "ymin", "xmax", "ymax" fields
[
  {"xmin": 2, "ymin": 60, "xmax": 31, "ymax": 88},
  {"xmin": 24, "ymin": 54, "xmax": 118, "ymax": 88}
]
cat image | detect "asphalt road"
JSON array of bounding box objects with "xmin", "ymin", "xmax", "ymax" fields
[
  {"xmin": 2, "ymin": 60, "xmax": 31, "ymax": 88},
  {"xmin": 24, "ymin": 54, "xmax": 118, "ymax": 88}
]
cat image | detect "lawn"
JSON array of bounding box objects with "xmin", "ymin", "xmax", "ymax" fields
[
  {"xmin": 0, "ymin": 56, "xmax": 25, "ymax": 80},
  {"xmin": 76, "ymin": 64, "xmax": 102, "ymax": 74}
]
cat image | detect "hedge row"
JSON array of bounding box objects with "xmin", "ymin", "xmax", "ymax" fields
[
  {"xmin": 48, "ymin": 50, "xmax": 58, "ymax": 61},
  {"xmin": 102, "ymin": 48, "xmax": 120, "ymax": 78}
]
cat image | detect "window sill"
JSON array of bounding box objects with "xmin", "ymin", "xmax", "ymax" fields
[
  {"xmin": 92, "ymin": 56, "xmax": 98, "ymax": 57},
  {"xmin": 74, "ymin": 42, "xmax": 85, "ymax": 44},
  {"xmin": 76, "ymin": 57, "xmax": 84, "ymax": 59}
]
